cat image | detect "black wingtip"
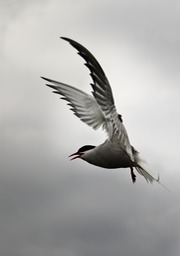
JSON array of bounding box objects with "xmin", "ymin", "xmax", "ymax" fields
[
  {"xmin": 60, "ymin": 37, "xmax": 86, "ymax": 51},
  {"xmin": 60, "ymin": 37, "xmax": 81, "ymax": 52},
  {"xmin": 60, "ymin": 37, "xmax": 73, "ymax": 44},
  {"xmin": 60, "ymin": 36, "xmax": 68, "ymax": 40},
  {"xmin": 41, "ymin": 77, "xmax": 55, "ymax": 90},
  {"xmin": 41, "ymin": 76, "xmax": 48, "ymax": 81},
  {"xmin": 41, "ymin": 76, "xmax": 52, "ymax": 83}
]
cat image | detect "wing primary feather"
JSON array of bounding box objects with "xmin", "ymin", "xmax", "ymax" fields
[{"xmin": 41, "ymin": 76, "xmax": 106, "ymax": 131}]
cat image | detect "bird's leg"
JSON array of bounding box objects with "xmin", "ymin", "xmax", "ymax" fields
[{"xmin": 130, "ymin": 167, "xmax": 136, "ymax": 183}]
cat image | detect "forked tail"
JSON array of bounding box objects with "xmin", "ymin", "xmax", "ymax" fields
[{"xmin": 133, "ymin": 149, "xmax": 168, "ymax": 190}]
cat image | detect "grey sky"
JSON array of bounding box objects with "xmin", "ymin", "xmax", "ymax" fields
[{"xmin": 1, "ymin": 0, "xmax": 180, "ymax": 256}]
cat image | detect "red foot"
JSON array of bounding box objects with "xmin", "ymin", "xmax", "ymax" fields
[{"xmin": 130, "ymin": 167, "xmax": 136, "ymax": 183}]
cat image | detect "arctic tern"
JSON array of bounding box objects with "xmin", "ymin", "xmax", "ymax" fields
[{"xmin": 42, "ymin": 37, "xmax": 161, "ymax": 185}]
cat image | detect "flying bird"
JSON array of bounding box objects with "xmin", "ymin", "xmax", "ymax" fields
[{"xmin": 41, "ymin": 37, "xmax": 160, "ymax": 184}]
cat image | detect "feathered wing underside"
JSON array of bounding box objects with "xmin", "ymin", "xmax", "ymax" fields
[
  {"xmin": 61, "ymin": 37, "xmax": 134, "ymax": 161},
  {"xmin": 41, "ymin": 77, "xmax": 106, "ymax": 130}
]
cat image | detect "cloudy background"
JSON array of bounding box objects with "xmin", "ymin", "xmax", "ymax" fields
[{"xmin": 1, "ymin": 0, "xmax": 180, "ymax": 255}]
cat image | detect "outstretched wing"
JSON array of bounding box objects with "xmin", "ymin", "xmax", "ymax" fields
[
  {"xmin": 41, "ymin": 77, "xmax": 106, "ymax": 130},
  {"xmin": 61, "ymin": 37, "xmax": 134, "ymax": 160}
]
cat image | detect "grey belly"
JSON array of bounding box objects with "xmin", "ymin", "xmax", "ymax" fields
[{"xmin": 86, "ymin": 147, "xmax": 135, "ymax": 169}]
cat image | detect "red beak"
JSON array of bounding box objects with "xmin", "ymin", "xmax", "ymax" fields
[{"xmin": 69, "ymin": 152, "xmax": 81, "ymax": 160}]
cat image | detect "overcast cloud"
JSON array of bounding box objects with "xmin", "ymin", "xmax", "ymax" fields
[{"xmin": 0, "ymin": 0, "xmax": 180, "ymax": 255}]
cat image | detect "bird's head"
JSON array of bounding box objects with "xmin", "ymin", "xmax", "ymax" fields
[{"xmin": 69, "ymin": 145, "xmax": 95, "ymax": 160}]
